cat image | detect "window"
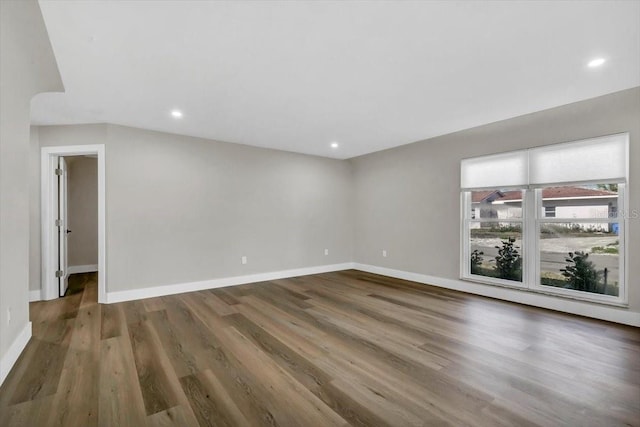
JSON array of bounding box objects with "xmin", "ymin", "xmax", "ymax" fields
[
  {"xmin": 537, "ymin": 184, "xmax": 621, "ymax": 297},
  {"xmin": 461, "ymin": 133, "xmax": 628, "ymax": 305},
  {"xmin": 467, "ymin": 189, "xmax": 524, "ymax": 284},
  {"xmin": 544, "ymin": 206, "xmax": 556, "ymax": 218}
]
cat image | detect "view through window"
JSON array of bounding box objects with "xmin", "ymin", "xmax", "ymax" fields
[
  {"xmin": 538, "ymin": 184, "xmax": 620, "ymax": 297},
  {"xmin": 461, "ymin": 134, "xmax": 628, "ymax": 304}
]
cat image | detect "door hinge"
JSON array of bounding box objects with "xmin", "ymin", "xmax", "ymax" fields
[
  {"xmin": 55, "ymin": 219, "xmax": 62, "ymax": 227},
  {"xmin": 55, "ymin": 270, "xmax": 64, "ymax": 278},
  {"xmin": 55, "ymin": 168, "xmax": 63, "ymax": 176}
]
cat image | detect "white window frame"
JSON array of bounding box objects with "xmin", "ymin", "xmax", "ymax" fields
[
  {"xmin": 461, "ymin": 188, "xmax": 528, "ymax": 289},
  {"xmin": 529, "ymin": 182, "xmax": 627, "ymax": 305},
  {"xmin": 460, "ymin": 133, "xmax": 629, "ymax": 307}
]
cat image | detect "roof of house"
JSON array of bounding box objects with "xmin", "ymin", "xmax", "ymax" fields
[{"xmin": 472, "ymin": 187, "xmax": 616, "ymax": 203}]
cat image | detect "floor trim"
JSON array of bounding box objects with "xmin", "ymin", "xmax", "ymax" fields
[
  {"xmin": 0, "ymin": 321, "xmax": 32, "ymax": 387},
  {"xmin": 68, "ymin": 264, "xmax": 99, "ymax": 275},
  {"xmin": 103, "ymin": 260, "xmax": 639, "ymax": 326},
  {"xmin": 29, "ymin": 290, "xmax": 42, "ymax": 302},
  {"xmin": 105, "ymin": 262, "xmax": 356, "ymax": 304},
  {"xmin": 353, "ymin": 263, "xmax": 640, "ymax": 327}
]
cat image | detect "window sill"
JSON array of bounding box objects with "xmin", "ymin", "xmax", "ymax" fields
[{"xmin": 461, "ymin": 275, "xmax": 629, "ymax": 308}]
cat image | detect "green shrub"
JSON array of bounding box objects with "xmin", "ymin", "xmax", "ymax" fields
[
  {"xmin": 470, "ymin": 249, "xmax": 484, "ymax": 274},
  {"xmin": 494, "ymin": 237, "xmax": 522, "ymax": 281},
  {"xmin": 561, "ymin": 251, "xmax": 600, "ymax": 292}
]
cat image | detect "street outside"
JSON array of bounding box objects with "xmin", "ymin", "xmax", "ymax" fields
[{"xmin": 471, "ymin": 235, "xmax": 619, "ymax": 283}]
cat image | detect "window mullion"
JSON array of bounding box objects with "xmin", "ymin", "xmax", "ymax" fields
[
  {"xmin": 525, "ymin": 188, "xmax": 538, "ymax": 289},
  {"xmin": 619, "ymin": 184, "xmax": 628, "ymax": 304},
  {"xmin": 461, "ymin": 192, "xmax": 470, "ymax": 278}
]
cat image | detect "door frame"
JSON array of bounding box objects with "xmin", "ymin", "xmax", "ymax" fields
[
  {"xmin": 58, "ymin": 156, "xmax": 69, "ymax": 297},
  {"xmin": 41, "ymin": 144, "xmax": 106, "ymax": 303}
]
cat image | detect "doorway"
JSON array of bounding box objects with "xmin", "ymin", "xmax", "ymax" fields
[{"xmin": 41, "ymin": 145, "xmax": 106, "ymax": 303}]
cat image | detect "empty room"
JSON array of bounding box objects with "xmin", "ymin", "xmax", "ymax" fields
[{"xmin": 1, "ymin": 0, "xmax": 639, "ymax": 426}]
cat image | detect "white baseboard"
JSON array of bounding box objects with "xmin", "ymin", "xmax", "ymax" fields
[
  {"xmin": 29, "ymin": 290, "xmax": 42, "ymax": 302},
  {"xmin": 101, "ymin": 260, "xmax": 639, "ymax": 326},
  {"xmin": 68, "ymin": 264, "xmax": 98, "ymax": 274},
  {"xmin": 353, "ymin": 263, "xmax": 640, "ymax": 327},
  {"xmin": 105, "ymin": 262, "xmax": 355, "ymax": 304},
  {"xmin": 0, "ymin": 322, "xmax": 32, "ymax": 387}
]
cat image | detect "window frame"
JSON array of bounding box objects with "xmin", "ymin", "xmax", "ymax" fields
[
  {"xmin": 461, "ymin": 182, "xmax": 628, "ymax": 306},
  {"xmin": 460, "ymin": 133, "xmax": 629, "ymax": 307},
  {"xmin": 529, "ymin": 182, "xmax": 627, "ymax": 305},
  {"xmin": 461, "ymin": 188, "xmax": 528, "ymax": 289}
]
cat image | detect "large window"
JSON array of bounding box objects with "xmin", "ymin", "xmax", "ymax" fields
[
  {"xmin": 467, "ymin": 189, "xmax": 524, "ymax": 284},
  {"xmin": 461, "ymin": 134, "xmax": 628, "ymax": 305}
]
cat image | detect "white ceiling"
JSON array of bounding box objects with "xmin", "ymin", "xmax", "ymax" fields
[{"xmin": 34, "ymin": 1, "xmax": 640, "ymax": 159}]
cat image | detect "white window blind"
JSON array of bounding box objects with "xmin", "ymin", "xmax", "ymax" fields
[
  {"xmin": 461, "ymin": 133, "xmax": 628, "ymax": 189},
  {"xmin": 528, "ymin": 134, "xmax": 628, "ymax": 186},
  {"xmin": 460, "ymin": 151, "xmax": 528, "ymax": 190}
]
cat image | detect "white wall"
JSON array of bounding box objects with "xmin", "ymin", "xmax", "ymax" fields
[
  {"xmin": 66, "ymin": 156, "xmax": 98, "ymax": 268},
  {"xmin": 29, "ymin": 127, "xmax": 42, "ymax": 294},
  {"xmin": 31, "ymin": 88, "xmax": 640, "ymax": 326},
  {"xmin": 35, "ymin": 124, "xmax": 354, "ymax": 294},
  {"xmin": 0, "ymin": 0, "xmax": 63, "ymax": 382},
  {"xmin": 351, "ymin": 87, "xmax": 640, "ymax": 320}
]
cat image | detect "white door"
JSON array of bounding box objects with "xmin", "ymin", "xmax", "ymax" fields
[{"xmin": 58, "ymin": 156, "xmax": 70, "ymax": 296}]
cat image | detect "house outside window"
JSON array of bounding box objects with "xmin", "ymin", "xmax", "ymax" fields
[
  {"xmin": 544, "ymin": 206, "xmax": 556, "ymax": 218},
  {"xmin": 461, "ymin": 133, "xmax": 629, "ymax": 305}
]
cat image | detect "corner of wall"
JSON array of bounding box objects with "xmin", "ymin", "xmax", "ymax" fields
[{"xmin": 0, "ymin": 322, "xmax": 32, "ymax": 386}]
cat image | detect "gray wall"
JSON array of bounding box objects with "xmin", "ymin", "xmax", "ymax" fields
[
  {"xmin": 0, "ymin": 0, "xmax": 63, "ymax": 364},
  {"xmin": 351, "ymin": 87, "xmax": 640, "ymax": 314},
  {"xmin": 35, "ymin": 124, "xmax": 354, "ymax": 293},
  {"xmin": 29, "ymin": 127, "xmax": 42, "ymax": 294},
  {"xmin": 67, "ymin": 156, "xmax": 98, "ymax": 267}
]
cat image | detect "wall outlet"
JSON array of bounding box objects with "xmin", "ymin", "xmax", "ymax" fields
[
  {"xmin": 324, "ymin": 249, "xmax": 329, "ymax": 256},
  {"xmin": 382, "ymin": 250, "xmax": 387, "ymax": 257},
  {"xmin": 241, "ymin": 256, "xmax": 247, "ymax": 265},
  {"xmin": 7, "ymin": 307, "xmax": 11, "ymax": 324}
]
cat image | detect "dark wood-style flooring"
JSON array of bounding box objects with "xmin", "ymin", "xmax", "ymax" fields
[{"xmin": 0, "ymin": 270, "xmax": 639, "ymax": 426}]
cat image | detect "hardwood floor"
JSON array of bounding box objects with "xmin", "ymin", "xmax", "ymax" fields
[{"xmin": 1, "ymin": 270, "xmax": 638, "ymax": 426}]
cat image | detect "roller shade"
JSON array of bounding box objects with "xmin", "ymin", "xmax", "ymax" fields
[
  {"xmin": 461, "ymin": 151, "xmax": 528, "ymax": 190},
  {"xmin": 461, "ymin": 133, "xmax": 628, "ymax": 190},
  {"xmin": 528, "ymin": 134, "xmax": 628, "ymax": 186}
]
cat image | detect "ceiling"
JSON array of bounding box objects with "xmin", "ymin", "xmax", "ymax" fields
[{"xmin": 33, "ymin": 1, "xmax": 640, "ymax": 159}]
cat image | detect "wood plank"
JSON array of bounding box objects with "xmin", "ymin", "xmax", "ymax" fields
[
  {"xmin": 143, "ymin": 296, "xmax": 167, "ymax": 312},
  {"xmin": 202, "ymin": 293, "xmax": 238, "ymax": 317},
  {"xmin": 210, "ymin": 289, "xmax": 242, "ymax": 305},
  {"xmin": 214, "ymin": 325, "xmax": 348, "ymax": 426},
  {"xmin": 128, "ymin": 319, "xmax": 182, "ymax": 416},
  {"xmin": 180, "ymin": 293, "xmax": 327, "ymax": 426},
  {"xmin": 46, "ymin": 279, "xmax": 101, "ymax": 427},
  {"xmin": 122, "ymin": 299, "xmax": 150, "ymax": 324},
  {"xmin": 1, "ymin": 271, "xmax": 638, "ymax": 426},
  {"xmin": 179, "ymin": 373, "xmax": 246, "ymax": 427},
  {"xmin": 224, "ymin": 312, "xmax": 391, "ymax": 427},
  {"xmin": 127, "ymin": 314, "xmax": 200, "ymax": 424},
  {"xmin": 146, "ymin": 405, "xmax": 197, "ymax": 427},
  {"xmin": 147, "ymin": 309, "xmax": 202, "ymax": 378},
  {"xmin": 100, "ymin": 303, "xmax": 127, "ymax": 340},
  {"xmin": 98, "ymin": 336, "xmax": 147, "ymax": 427}
]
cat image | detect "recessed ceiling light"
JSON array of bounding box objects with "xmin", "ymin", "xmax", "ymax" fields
[
  {"xmin": 588, "ymin": 58, "xmax": 606, "ymax": 68},
  {"xmin": 171, "ymin": 110, "xmax": 183, "ymax": 118},
  {"xmin": 330, "ymin": 142, "xmax": 339, "ymax": 148}
]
